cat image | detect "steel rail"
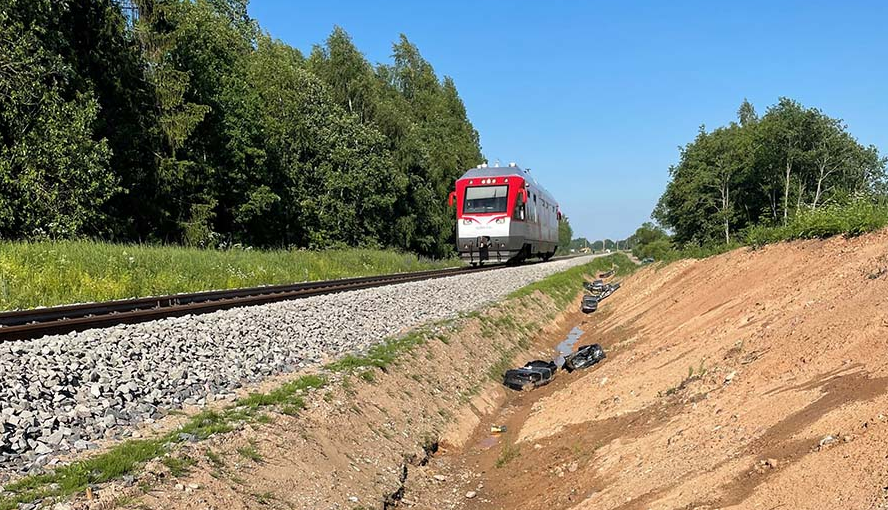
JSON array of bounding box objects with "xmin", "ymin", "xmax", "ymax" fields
[{"xmin": 0, "ymin": 264, "xmax": 505, "ymax": 342}]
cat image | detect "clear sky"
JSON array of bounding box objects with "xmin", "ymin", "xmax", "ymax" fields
[{"xmin": 247, "ymin": 0, "xmax": 888, "ymax": 242}]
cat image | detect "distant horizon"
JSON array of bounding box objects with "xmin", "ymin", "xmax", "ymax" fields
[{"xmin": 248, "ymin": 0, "xmax": 888, "ymax": 242}]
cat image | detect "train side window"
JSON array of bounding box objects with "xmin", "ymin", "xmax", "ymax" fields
[
  {"xmin": 513, "ymin": 191, "xmax": 525, "ymax": 221},
  {"xmin": 514, "ymin": 202, "xmax": 525, "ymax": 221}
]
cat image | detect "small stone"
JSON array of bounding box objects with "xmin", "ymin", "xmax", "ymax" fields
[
  {"xmin": 465, "ymin": 491, "xmax": 477, "ymax": 499},
  {"xmin": 724, "ymin": 371, "xmax": 737, "ymax": 383},
  {"xmin": 178, "ymin": 432, "xmax": 198, "ymax": 443},
  {"xmin": 187, "ymin": 483, "xmax": 199, "ymax": 490},
  {"xmin": 348, "ymin": 496, "xmax": 359, "ymax": 503},
  {"xmin": 33, "ymin": 442, "xmax": 52, "ymax": 455},
  {"xmin": 44, "ymin": 430, "xmax": 64, "ymax": 445},
  {"xmin": 534, "ymin": 444, "xmax": 542, "ymax": 449},
  {"xmin": 433, "ymin": 474, "xmax": 446, "ymax": 482},
  {"xmin": 765, "ymin": 458, "xmax": 778, "ymax": 468},
  {"xmin": 174, "ymin": 483, "xmax": 184, "ymax": 491},
  {"xmin": 819, "ymin": 435, "xmax": 836, "ymax": 448}
]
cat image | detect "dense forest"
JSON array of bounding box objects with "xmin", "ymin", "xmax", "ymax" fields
[
  {"xmin": 0, "ymin": 0, "xmax": 490, "ymax": 257},
  {"xmin": 654, "ymin": 98, "xmax": 886, "ymax": 246}
]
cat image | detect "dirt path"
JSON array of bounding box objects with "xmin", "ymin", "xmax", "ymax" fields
[{"xmin": 402, "ymin": 231, "xmax": 888, "ymax": 510}]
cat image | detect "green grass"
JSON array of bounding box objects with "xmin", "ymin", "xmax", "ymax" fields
[
  {"xmin": 0, "ymin": 375, "xmax": 326, "ymax": 510},
  {"xmin": 659, "ymin": 242, "xmax": 743, "ymax": 263},
  {"xmin": 495, "ymin": 442, "xmax": 521, "ymax": 468},
  {"xmin": 237, "ymin": 374, "xmax": 326, "ymax": 411},
  {"xmin": 237, "ymin": 444, "xmax": 263, "ymax": 463},
  {"xmin": 510, "ymin": 254, "xmax": 635, "ymax": 307},
  {"xmin": 205, "ymin": 449, "xmax": 225, "ymax": 468},
  {"xmin": 326, "ymin": 329, "xmax": 430, "ymax": 374},
  {"xmin": 254, "ymin": 491, "xmax": 276, "ymax": 504},
  {"xmin": 0, "ymin": 240, "xmax": 460, "ymax": 311},
  {"xmin": 161, "ymin": 455, "xmax": 196, "ymax": 477}
]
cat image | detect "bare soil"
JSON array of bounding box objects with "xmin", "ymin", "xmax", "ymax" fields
[{"xmin": 403, "ymin": 230, "xmax": 888, "ymax": 510}]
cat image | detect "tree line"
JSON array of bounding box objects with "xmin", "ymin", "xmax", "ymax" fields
[
  {"xmin": 0, "ymin": 0, "xmax": 484, "ymax": 257},
  {"xmin": 654, "ymin": 98, "xmax": 886, "ymax": 246},
  {"xmin": 567, "ymin": 238, "xmax": 629, "ymax": 252}
]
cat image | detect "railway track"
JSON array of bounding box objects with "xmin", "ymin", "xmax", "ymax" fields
[{"xmin": 0, "ymin": 264, "xmax": 513, "ymax": 342}]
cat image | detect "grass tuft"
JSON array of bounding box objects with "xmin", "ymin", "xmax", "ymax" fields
[
  {"xmin": 205, "ymin": 449, "xmax": 225, "ymax": 468},
  {"xmin": 237, "ymin": 444, "xmax": 263, "ymax": 463},
  {"xmin": 495, "ymin": 442, "xmax": 521, "ymax": 468},
  {"xmin": 326, "ymin": 330, "xmax": 429, "ymax": 373},
  {"xmin": 237, "ymin": 375, "xmax": 326, "ymax": 412},
  {"xmin": 161, "ymin": 455, "xmax": 196, "ymax": 477}
]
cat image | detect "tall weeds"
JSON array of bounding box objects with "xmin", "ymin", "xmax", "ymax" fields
[{"xmin": 0, "ymin": 241, "xmax": 459, "ymax": 311}]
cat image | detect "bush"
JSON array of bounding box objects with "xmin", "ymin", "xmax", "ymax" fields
[
  {"xmin": 632, "ymin": 200, "xmax": 888, "ymax": 264},
  {"xmin": 633, "ymin": 239, "xmax": 673, "ymax": 261},
  {"xmin": 841, "ymin": 200, "xmax": 888, "ymax": 236},
  {"xmin": 660, "ymin": 242, "xmax": 742, "ymax": 262},
  {"xmin": 743, "ymin": 223, "xmax": 792, "ymax": 248},
  {"xmin": 743, "ymin": 201, "xmax": 888, "ymax": 247}
]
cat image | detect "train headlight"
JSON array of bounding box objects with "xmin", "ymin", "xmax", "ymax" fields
[
  {"xmin": 495, "ymin": 218, "xmax": 505, "ymax": 224},
  {"xmin": 462, "ymin": 219, "xmax": 472, "ymax": 225}
]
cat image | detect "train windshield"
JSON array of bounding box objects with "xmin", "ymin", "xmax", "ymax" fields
[{"xmin": 463, "ymin": 185, "xmax": 508, "ymax": 214}]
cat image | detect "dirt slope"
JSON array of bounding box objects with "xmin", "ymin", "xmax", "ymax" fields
[{"xmin": 405, "ymin": 230, "xmax": 888, "ymax": 510}]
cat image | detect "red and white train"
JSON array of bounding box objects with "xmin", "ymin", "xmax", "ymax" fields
[{"xmin": 449, "ymin": 163, "xmax": 560, "ymax": 265}]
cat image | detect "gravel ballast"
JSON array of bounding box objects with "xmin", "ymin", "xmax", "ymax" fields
[{"xmin": 0, "ymin": 256, "xmax": 596, "ymax": 473}]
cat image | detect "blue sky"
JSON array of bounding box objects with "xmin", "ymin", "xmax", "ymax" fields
[{"xmin": 247, "ymin": 0, "xmax": 888, "ymax": 241}]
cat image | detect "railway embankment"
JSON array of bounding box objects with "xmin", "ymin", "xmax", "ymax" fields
[
  {"xmin": 396, "ymin": 229, "xmax": 888, "ymax": 510},
  {"xmin": 0, "ymin": 255, "xmax": 628, "ymax": 509}
]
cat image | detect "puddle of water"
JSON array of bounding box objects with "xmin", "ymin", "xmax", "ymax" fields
[
  {"xmin": 477, "ymin": 436, "xmax": 499, "ymax": 449},
  {"xmin": 555, "ymin": 326, "xmax": 584, "ymax": 367}
]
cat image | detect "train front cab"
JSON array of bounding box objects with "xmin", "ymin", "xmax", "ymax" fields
[{"xmin": 449, "ymin": 172, "xmax": 537, "ymax": 265}]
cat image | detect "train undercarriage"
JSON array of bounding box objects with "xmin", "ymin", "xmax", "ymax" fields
[{"xmin": 458, "ymin": 235, "xmax": 556, "ymax": 265}]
